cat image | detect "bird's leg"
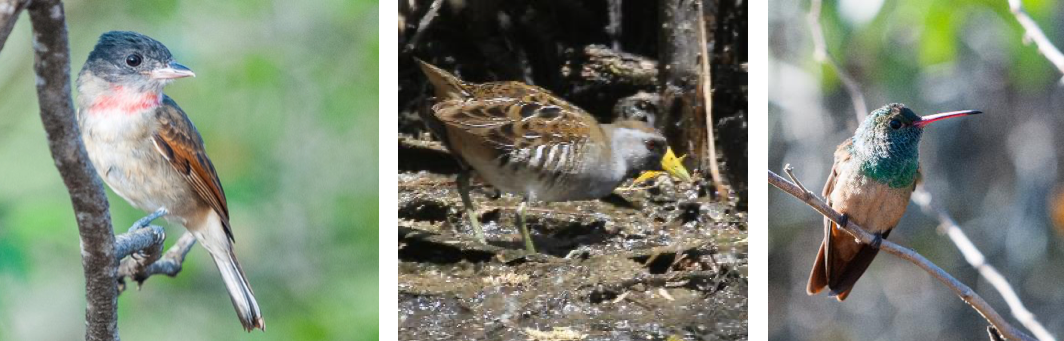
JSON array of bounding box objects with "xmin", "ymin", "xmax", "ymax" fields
[
  {"xmin": 516, "ymin": 200, "xmax": 536, "ymax": 253},
  {"xmin": 122, "ymin": 207, "xmax": 168, "ymax": 268},
  {"xmin": 130, "ymin": 207, "xmax": 169, "ymax": 232},
  {"xmin": 457, "ymin": 171, "xmax": 486, "ymax": 243},
  {"xmin": 833, "ymin": 213, "xmax": 879, "ymax": 247},
  {"xmin": 834, "ymin": 213, "xmax": 849, "ymax": 233},
  {"xmin": 870, "ymin": 233, "xmax": 883, "ymax": 249}
]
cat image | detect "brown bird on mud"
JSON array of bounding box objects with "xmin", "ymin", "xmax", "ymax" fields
[{"xmin": 415, "ymin": 59, "xmax": 688, "ymax": 253}]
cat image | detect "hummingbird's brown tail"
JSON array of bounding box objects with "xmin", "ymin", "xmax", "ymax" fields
[
  {"xmin": 807, "ymin": 241, "xmax": 829, "ymax": 295},
  {"xmin": 807, "ymin": 219, "xmax": 888, "ymax": 301}
]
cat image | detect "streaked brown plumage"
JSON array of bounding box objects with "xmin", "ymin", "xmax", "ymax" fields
[{"xmin": 416, "ymin": 60, "xmax": 671, "ymax": 252}]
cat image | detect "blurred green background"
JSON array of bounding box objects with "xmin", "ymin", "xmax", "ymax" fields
[{"xmin": 0, "ymin": 0, "xmax": 378, "ymax": 340}]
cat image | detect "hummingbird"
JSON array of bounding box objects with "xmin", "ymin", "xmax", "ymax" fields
[{"xmin": 807, "ymin": 103, "xmax": 980, "ymax": 301}]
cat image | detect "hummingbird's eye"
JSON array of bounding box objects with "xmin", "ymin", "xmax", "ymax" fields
[
  {"xmin": 125, "ymin": 54, "xmax": 142, "ymax": 67},
  {"xmin": 889, "ymin": 119, "xmax": 902, "ymax": 130}
]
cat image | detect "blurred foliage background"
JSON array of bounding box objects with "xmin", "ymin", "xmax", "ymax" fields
[
  {"xmin": 770, "ymin": 0, "xmax": 1064, "ymax": 340},
  {"xmin": 0, "ymin": 0, "xmax": 378, "ymax": 340}
]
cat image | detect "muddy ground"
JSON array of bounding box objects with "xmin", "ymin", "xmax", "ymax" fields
[{"xmin": 397, "ymin": 136, "xmax": 748, "ymax": 341}]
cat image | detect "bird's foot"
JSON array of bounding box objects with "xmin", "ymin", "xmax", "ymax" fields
[
  {"xmin": 130, "ymin": 207, "xmax": 169, "ymax": 232},
  {"xmin": 870, "ymin": 233, "xmax": 883, "ymax": 249},
  {"xmin": 835, "ymin": 213, "xmax": 849, "ymax": 231}
]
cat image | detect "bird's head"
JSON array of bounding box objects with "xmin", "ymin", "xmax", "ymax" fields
[{"xmin": 82, "ymin": 31, "xmax": 194, "ymax": 94}]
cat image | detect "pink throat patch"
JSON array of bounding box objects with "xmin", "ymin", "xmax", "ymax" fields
[{"xmin": 89, "ymin": 86, "xmax": 161, "ymax": 115}]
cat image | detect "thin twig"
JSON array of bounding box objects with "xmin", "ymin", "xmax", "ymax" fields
[
  {"xmin": 1007, "ymin": 0, "xmax": 1064, "ymax": 79},
  {"xmin": 697, "ymin": 0, "xmax": 728, "ymax": 198},
  {"xmin": 807, "ymin": 0, "xmax": 867, "ymax": 120},
  {"xmin": 783, "ymin": 164, "xmax": 813, "ymax": 198},
  {"xmin": 912, "ymin": 188, "xmax": 1056, "ymax": 341},
  {"xmin": 404, "ymin": 0, "xmax": 444, "ymax": 53},
  {"xmin": 769, "ymin": 169, "xmax": 1036, "ymax": 341}
]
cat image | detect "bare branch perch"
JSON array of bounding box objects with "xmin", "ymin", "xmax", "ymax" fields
[
  {"xmin": 769, "ymin": 169, "xmax": 1037, "ymax": 341},
  {"xmin": 110, "ymin": 207, "xmax": 197, "ymax": 292},
  {"xmin": 912, "ymin": 188, "xmax": 1056, "ymax": 341},
  {"xmin": 0, "ymin": 0, "xmax": 28, "ymax": 54},
  {"xmin": 114, "ymin": 224, "xmax": 166, "ymax": 263},
  {"xmin": 26, "ymin": 0, "xmax": 118, "ymax": 340},
  {"xmin": 1007, "ymin": 0, "xmax": 1064, "ymax": 77},
  {"xmin": 113, "ymin": 208, "xmax": 169, "ymax": 261},
  {"xmin": 118, "ymin": 232, "xmax": 197, "ymax": 292}
]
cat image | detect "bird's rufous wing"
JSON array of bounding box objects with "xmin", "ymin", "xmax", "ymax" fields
[
  {"xmin": 807, "ymin": 139, "xmax": 846, "ymax": 296},
  {"xmin": 150, "ymin": 96, "xmax": 233, "ymax": 240}
]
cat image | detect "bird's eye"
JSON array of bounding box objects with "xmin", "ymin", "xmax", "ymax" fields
[
  {"xmin": 125, "ymin": 54, "xmax": 142, "ymax": 67},
  {"xmin": 889, "ymin": 119, "xmax": 902, "ymax": 130},
  {"xmin": 644, "ymin": 140, "xmax": 662, "ymax": 151}
]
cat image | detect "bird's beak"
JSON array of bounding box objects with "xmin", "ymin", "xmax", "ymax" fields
[
  {"xmin": 630, "ymin": 147, "xmax": 692, "ymax": 186},
  {"xmin": 913, "ymin": 110, "xmax": 981, "ymax": 128},
  {"xmin": 150, "ymin": 62, "xmax": 195, "ymax": 80},
  {"xmin": 661, "ymin": 147, "xmax": 692, "ymax": 182}
]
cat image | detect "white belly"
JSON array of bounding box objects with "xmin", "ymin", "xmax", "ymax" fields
[{"xmin": 79, "ymin": 111, "xmax": 201, "ymax": 224}]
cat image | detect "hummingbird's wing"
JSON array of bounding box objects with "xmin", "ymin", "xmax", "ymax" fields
[
  {"xmin": 150, "ymin": 96, "xmax": 233, "ymax": 240},
  {"xmin": 806, "ymin": 140, "xmax": 843, "ymax": 296},
  {"xmin": 808, "ymin": 139, "xmax": 885, "ymax": 301}
]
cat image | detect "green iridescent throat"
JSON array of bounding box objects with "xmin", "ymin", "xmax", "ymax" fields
[{"xmin": 849, "ymin": 138, "xmax": 919, "ymax": 189}]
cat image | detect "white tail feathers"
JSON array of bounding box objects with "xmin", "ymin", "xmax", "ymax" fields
[
  {"xmin": 209, "ymin": 247, "xmax": 265, "ymax": 331},
  {"xmin": 192, "ymin": 212, "xmax": 264, "ymax": 332}
]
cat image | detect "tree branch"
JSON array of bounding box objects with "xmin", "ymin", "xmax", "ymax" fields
[
  {"xmin": 113, "ymin": 208, "xmax": 170, "ymax": 263},
  {"xmin": 110, "ymin": 207, "xmax": 197, "ymax": 292},
  {"xmin": 403, "ymin": 0, "xmax": 443, "ymax": 53},
  {"xmin": 26, "ymin": 0, "xmax": 118, "ymax": 340},
  {"xmin": 807, "ymin": 0, "xmax": 867, "ymax": 120},
  {"xmin": 912, "ymin": 189, "xmax": 1056, "ymax": 341},
  {"xmin": 118, "ymin": 232, "xmax": 197, "ymax": 293},
  {"xmin": 1007, "ymin": 0, "xmax": 1064, "ymax": 78},
  {"xmin": 114, "ymin": 224, "xmax": 165, "ymax": 264},
  {"xmin": 769, "ymin": 168, "xmax": 1037, "ymax": 341},
  {"xmin": 0, "ymin": 0, "xmax": 28, "ymax": 54}
]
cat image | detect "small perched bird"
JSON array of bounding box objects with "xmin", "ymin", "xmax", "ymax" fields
[
  {"xmin": 416, "ymin": 59, "xmax": 687, "ymax": 253},
  {"xmin": 76, "ymin": 31, "xmax": 263, "ymax": 331},
  {"xmin": 807, "ymin": 103, "xmax": 980, "ymax": 301}
]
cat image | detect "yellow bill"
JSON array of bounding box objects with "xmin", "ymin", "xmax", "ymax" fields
[{"xmin": 632, "ymin": 147, "xmax": 692, "ymax": 185}]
